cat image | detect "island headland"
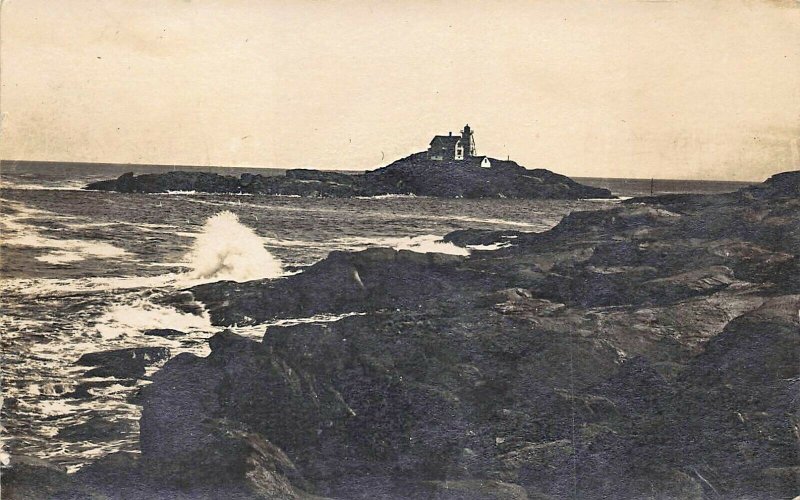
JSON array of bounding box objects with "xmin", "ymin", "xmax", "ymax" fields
[
  {"xmin": 84, "ymin": 125, "xmax": 614, "ymax": 199},
  {"xmin": 7, "ymin": 170, "xmax": 798, "ymax": 499}
]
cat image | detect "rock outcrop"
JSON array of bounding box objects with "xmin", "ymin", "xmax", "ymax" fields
[
  {"xmin": 12, "ymin": 171, "xmax": 798, "ymax": 498},
  {"xmin": 133, "ymin": 171, "xmax": 799, "ymax": 498},
  {"xmin": 189, "ymin": 247, "xmax": 480, "ymax": 326},
  {"xmin": 83, "ymin": 154, "xmax": 614, "ymax": 199}
]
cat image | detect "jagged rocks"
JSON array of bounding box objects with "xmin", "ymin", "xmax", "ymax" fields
[
  {"xmin": 137, "ymin": 303, "xmax": 630, "ymax": 495},
  {"xmin": 668, "ymin": 295, "xmax": 800, "ymax": 498},
  {"xmin": 57, "ymin": 169, "xmax": 800, "ymax": 498}
]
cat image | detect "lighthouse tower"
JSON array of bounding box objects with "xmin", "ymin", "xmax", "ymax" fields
[{"xmin": 461, "ymin": 124, "xmax": 476, "ymax": 157}]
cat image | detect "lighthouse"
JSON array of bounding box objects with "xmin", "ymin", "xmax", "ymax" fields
[
  {"xmin": 427, "ymin": 124, "xmax": 478, "ymax": 161},
  {"xmin": 461, "ymin": 124, "xmax": 476, "ymax": 157}
]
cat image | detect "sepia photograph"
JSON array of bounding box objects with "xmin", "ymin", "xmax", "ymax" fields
[{"xmin": 0, "ymin": 0, "xmax": 798, "ymax": 498}]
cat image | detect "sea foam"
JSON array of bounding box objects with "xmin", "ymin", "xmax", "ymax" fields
[
  {"xmin": 94, "ymin": 299, "xmax": 212, "ymax": 340},
  {"xmin": 185, "ymin": 211, "xmax": 282, "ymax": 282},
  {"xmin": 0, "ymin": 199, "xmax": 131, "ymax": 265},
  {"xmin": 330, "ymin": 234, "xmax": 470, "ymax": 256}
]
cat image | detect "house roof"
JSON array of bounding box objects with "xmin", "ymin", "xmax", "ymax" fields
[{"xmin": 429, "ymin": 135, "xmax": 461, "ymax": 147}]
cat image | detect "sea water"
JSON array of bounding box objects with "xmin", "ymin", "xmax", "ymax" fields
[{"xmin": 0, "ymin": 163, "xmax": 752, "ymax": 471}]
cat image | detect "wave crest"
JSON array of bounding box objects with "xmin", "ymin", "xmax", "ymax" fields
[{"xmin": 186, "ymin": 211, "xmax": 282, "ymax": 282}]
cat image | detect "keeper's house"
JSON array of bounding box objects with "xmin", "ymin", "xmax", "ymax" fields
[{"xmin": 427, "ymin": 124, "xmax": 491, "ymax": 168}]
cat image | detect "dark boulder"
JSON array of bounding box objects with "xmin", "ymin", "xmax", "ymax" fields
[
  {"xmin": 143, "ymin": 328, "xmax": 186, "ymax": 338},
  {"xmin": 138, "ymin": 335, "xmax": 316, "ymax": 498},
  {"xmin": 77, "ymin": 346, "xmax": 171, "ymax": 379},
  {"xmin": 443, "ymin": 229, "xmax": 524, "ymax": 247}
]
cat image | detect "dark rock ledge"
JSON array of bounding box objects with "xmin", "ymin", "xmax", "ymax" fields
[
  {"xmin": 5, "ymin": 171, "xmax": 799, "ymax": 499},
  {"xmin": 84, "ymin": 153, "xmax": 614, "ymax": 200}
]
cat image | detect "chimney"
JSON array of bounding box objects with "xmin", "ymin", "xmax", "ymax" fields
[{"xmin": 449, "ymin": 131, "xmax": 452, "ymax": 136}]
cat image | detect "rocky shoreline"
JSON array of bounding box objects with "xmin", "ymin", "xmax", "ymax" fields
[
  {"xmin": 6, "ymin": 172, "xmax": 798, "ymax": 499},
  {"xmin": 83, "ymin": 153, "xmax": 614, "ymax": 200}
]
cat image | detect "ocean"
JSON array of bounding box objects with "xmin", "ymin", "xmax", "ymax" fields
[{"xmin": 0, "ymin": 161, "xmax": 753, "ymax": 471}]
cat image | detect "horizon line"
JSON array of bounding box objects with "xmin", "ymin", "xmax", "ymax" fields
[{"xmin": 0, "ymin": 158, "xmax": 770, "ymax": 184}]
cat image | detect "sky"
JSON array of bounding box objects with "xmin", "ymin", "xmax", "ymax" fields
[{"xmin": 0, "ymin": 0, "xmax": 798, "ymax": 181}]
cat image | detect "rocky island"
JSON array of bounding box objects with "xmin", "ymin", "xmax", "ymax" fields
[
  {"xmin": 83, "ymin": 156, "xmax": 612, "ymax": 199},
  {"xmin": 7, "ymin": 171, "xmax": 798, "ymax": 499},
  {"xmin": 84, "ymin": 126, "xmax": 613, "ymax": 200}
]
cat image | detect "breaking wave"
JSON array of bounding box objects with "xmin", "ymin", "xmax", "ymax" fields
[
  {"xmin": 389, "ymin": 234, "xmax": 470, "ymax": 255},
  {"xmin": 185, "ymin": 211, "xmax": 282, "ymax": 282}
]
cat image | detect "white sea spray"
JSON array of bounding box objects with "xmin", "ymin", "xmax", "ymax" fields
[{"xmin": 185, "ymin": 210, "xmax": 283, "ymax": 282}]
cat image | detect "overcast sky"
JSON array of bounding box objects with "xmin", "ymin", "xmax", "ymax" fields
[{"xmin": 1, "ymin": 0, "xmax": 798, "ymax": 180}]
